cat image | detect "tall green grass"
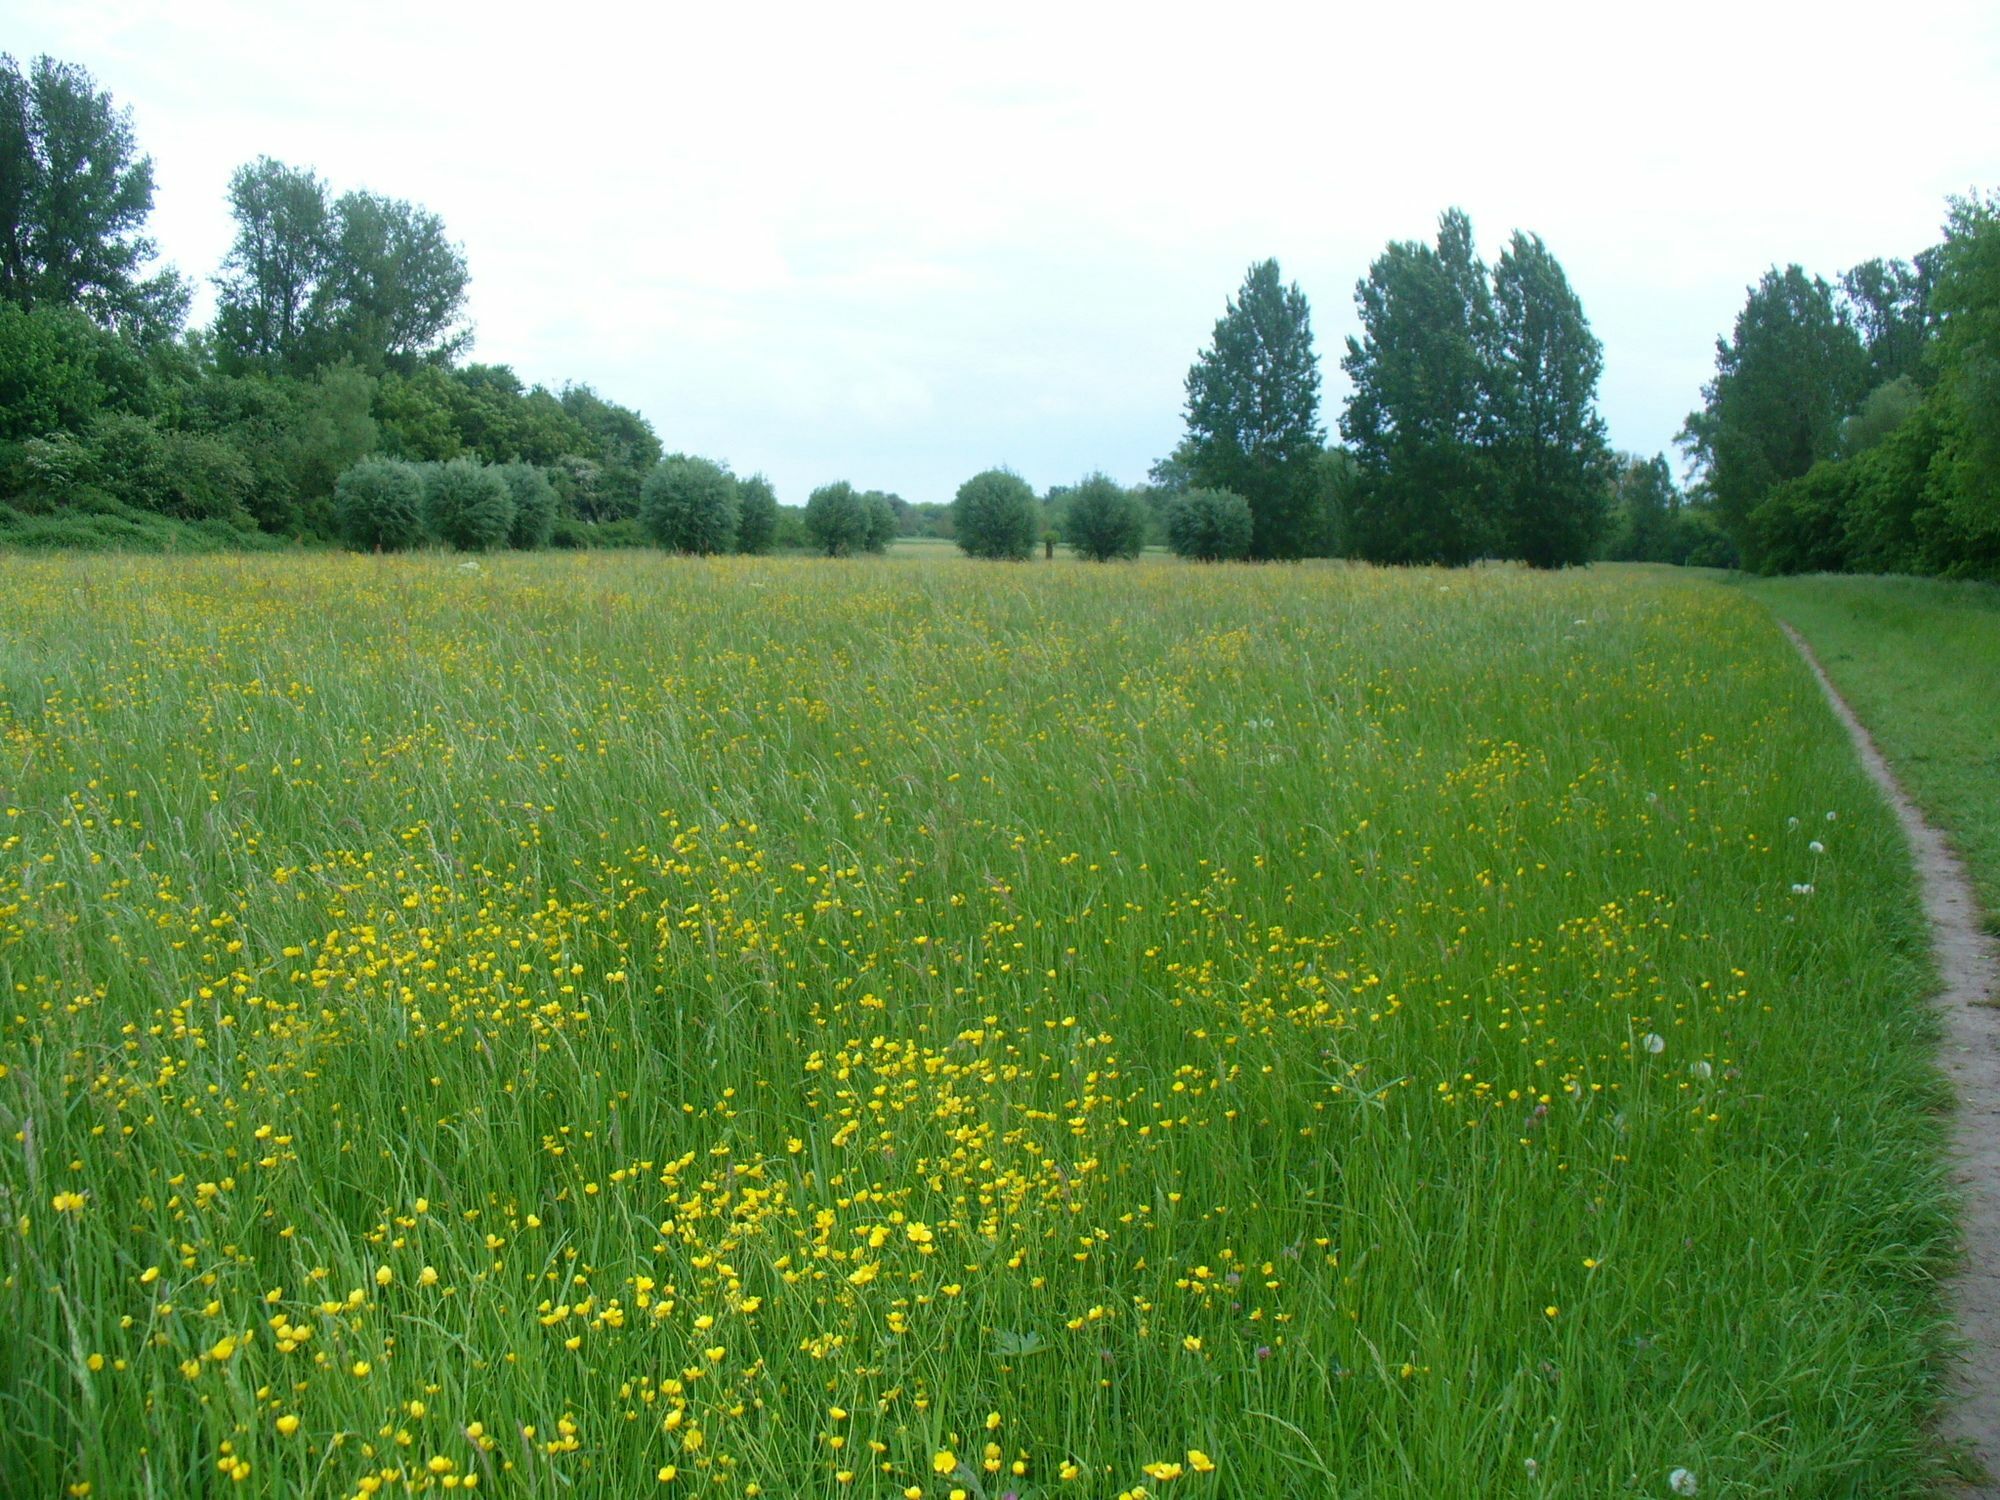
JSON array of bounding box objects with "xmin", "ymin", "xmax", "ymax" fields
[
  {"xmin": 1743, "ymin": 572, "xmax": 2000, "ymax": 937},
  {"xmin": 0, "ymin": 554, "xmax": 1954, "ymax": 1497}
]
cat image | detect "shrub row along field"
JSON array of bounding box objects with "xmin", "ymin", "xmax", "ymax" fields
[{"xmin": 0, "ymin": 555, "xmax": 1952, "ymax": 1497}]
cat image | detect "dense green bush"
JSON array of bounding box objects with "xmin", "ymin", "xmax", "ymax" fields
[
  {"xmin": 83, "ymin": 414, "xmax": 253, "ymax": 523},
  {"xmin": 1064, "ymin": 472, "xmax": 1146, "ymax": 561},
  {"xmin": 735, "ymin": 474, "xmax": 779, "ymax": 554},
  {"xmin": 499, "ymin": 463, "xmax": 558, "ymax": 549},
  {"xmin": 0, "ymin": 494, "xmax": 270, "ymax": 553},
  {"xmin": 953, "ymin": 468, "xmax": 1038, "ymax": 560},
  {"xmin": 804, "ymin": 481, "xmax": 868, "ymax": 556},
  {"xmin": 335, "ymin": 457, "xmax": 429, "ymax": 551},
  {"xmin": 640, "ymin": 455, "xmax": 740, "ymax": 555},
  {"xmin": 1165, "ymin": 487, "xmax": 1254, "ymax": 561},
  {"xmin": 1745, "ymin": 462, "xmax": 1855, "ymax": 574},
  {"xmin": 861, "ymin": 491, "xmax": 897, "ymax": 554},
  {"xmin": 422, "ymin": 458, "xmax": 515, "ymax": 550}
]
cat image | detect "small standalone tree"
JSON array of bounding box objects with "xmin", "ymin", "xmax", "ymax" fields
[
  {"xmin": 861, "ymin": 490, "xmax": 898, "ymax": 553},
  {"xmin": 1166, "ymin": 487, "xmax": 1254, "ymax": 561},
  {"xmin": 1064, "ymin": 472, "xmax": 1147, "ymax": 561},
  {"xmin": 334, "ymin": 456, "xmax": 427, "ymax": 550},
  {"xmin": 641, "ymin": 455, "xmax": 740, "ymax": 555},
  {"xmin": 735, "ymin": 473, "xmax": 779, "ymax": 554},
  {"xmin": 499, "ymin": 462, "xmax": 558, "ymax": 549},
  {"xmin": 805, "ymin": 481, "xmax": 868, "ymax": 555},
  {"xmin": 953, "ymin": 467, "xmax": 1038, "ymax": 559},
  {"xmin": 422, "ymin": 457, "xmax": 514, "ymax": 550}
]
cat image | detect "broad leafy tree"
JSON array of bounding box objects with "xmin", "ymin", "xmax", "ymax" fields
[
  {"xmin": 0, "ymin": 54, "xmax": 186, "ymax": 336},
  {"xmin": 214, "ymin": 157, "xmax": 469, "ymax": 374},
  {"xmin": 1182, "ymin": 259, "xmax": 1323, "ymax": 559},
  {"xmin": 1928, "ymin": 191, "xmax": 2000, "ymax": 557},
  {"xmin": 1341, "ymin": 209, "xmax": 1497, "ymax": 565},
  {"xmin": 1165, "ymin": 488, "xmax": 1254, "ymax": 561},
  {"xmin": 805, "ymin": 481, "xmax": 868, "ymax": 556},
  {"xmin": 212, "ymin": 158, "xmax": 334, "ymax": 372},
  {"xmin": 1488, "ymin": 232, "xmax": 1610, "ymax": 567},
  {"xmin": 1678, "ymin": 265, "xmax": 1867, "ymax": 554},
  {"xmin": 422, "ymin": 457, "xmax": 514, "ymax": 550},
  {"xmin": 641, "ymin": 455, "xmax": 740, "ymax": 555},
  {"xmin": 952, "ymin": 468, "xmax": 1038, "ymax": 560},
  {"xmin": 1064, "ymin": 472, "xmax": 1146, "ymax": 561},
  {"xmin": 735, "ymin": 473, "xmax": 779, "ymax": 553}
]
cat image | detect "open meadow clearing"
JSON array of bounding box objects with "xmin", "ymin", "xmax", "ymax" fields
[{"xmin": 0, "ymin": 554, "xmax": 1961, "ymax": 1497}]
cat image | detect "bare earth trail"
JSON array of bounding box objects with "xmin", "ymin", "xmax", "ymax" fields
[{"xmin": 1781, "ymin": 623, "xmax": 2000, "ymax": 1492}]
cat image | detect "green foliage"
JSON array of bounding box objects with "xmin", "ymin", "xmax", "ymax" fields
[
  {"xmin": 213, "ymin": 156, "xmax": 469, "ymax": 375},
  {"xmin": 1342, "ymin": 210, "xmax": 1498, "ymax": 565},
  {"xmin": 860, "ymin": 490, "xmax": 897, "ymax": 554},
  {"xmin": 1603, "ymin": 453, "xmax": 1684, "ymax": 563},
  {"xmin": 1165, "ymin": 487, "xmax": 1253, "ymax": 561},
  {"xmin": 1679, "ymin": 265, "xmax": 1867, "ymax": 554},
  {"xmin": 82, "ymin": 413, "xmax": 252, "ymax": 522},
  {"xmin": 0, "ymin": 494, "xmax": 268, "ymax": 552},
  {"xmin": 804, "ymin": 482, "xmax": 867, "ymax": 556},
  {"xmin": 1063, "ymin": 472, "xmax": 1146, "ymax": 561},
  {"xmin": 1703, "ymin": 190, "xmax": 2000, "ymax": 581},
  {"xmin": 499, "ymin": 463, "xmax": 558, "ymax": 549},
  {"xmin": 952, "ymin": 468, "xmax": 1038, "ymax": 560},
  {"xmin": 557, "ymin": 385, "xmax": 661, "ymax": 520},
  {"xmin": 1488, "ymin": 232, "xmax": 1610, "ymax": 568},
  {"xmin": 1745, "ymin": 460, "xmax": 1856, "ymax": 575},
  {"xmin": 1181, "ymin": 259, "xmax": 1323, "ymax": 559},
  {"xmin": 334, "ymin": 456, "xmax": 428, "ymax": 551},
  {"xmin": 734, "ymin": 474, "xmax": 779, "ymax": 554},
  {"xmin": 421, "ymin": 457, "xmax": 513, "ymax": 551},
  {"xmin": 640, "ymin": 455, "xmax": 740, "ymax": 555},
  {"xmin": 1928, "ymin": 191, "xmax": 2000, "ymax": 560},
  {"xmin": 1841, "ymin": 376, "xmax": 1922, "ymax": 457},
  {"xmin": 373, "ymin": 366, "xmax": 463, "ymax": 461},
  {"xmin": 0, "ymin": 300, "xmax": 110, "ymax": 439},
  {"xmin": 0, "ymin": 53, "xmax": 187, "ymax": 336},
  {"xmin": 1840, "ymin": 256, "xmax": 1935, "ymax": 389}
]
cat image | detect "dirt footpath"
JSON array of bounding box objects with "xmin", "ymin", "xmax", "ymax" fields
[{"xmin": 1783, "ymin": 624, "xmax": 2000, "ymax": 1493}]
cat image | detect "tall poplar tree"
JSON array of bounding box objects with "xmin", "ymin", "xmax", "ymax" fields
[
  {"xmin": 1181, "ymin": 259, "xmax": 1324, "ymax": 559},
  {"xmin": 1488, "ymin": 232, "xmax": 1610, "ymax": 567},
  {"xmin": 1341, "ymin": 209, "xmax": 1496, "ymax": 564}
]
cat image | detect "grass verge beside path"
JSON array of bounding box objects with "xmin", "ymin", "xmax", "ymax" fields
[{"xmin": 1742, "ymin": 574, "xmax": 2000, "ymax": 938}]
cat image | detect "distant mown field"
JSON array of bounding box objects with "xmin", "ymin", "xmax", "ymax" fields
[{"xmin": 0, "ymin": 555, "xmax": 1955, "ymax": 1497}]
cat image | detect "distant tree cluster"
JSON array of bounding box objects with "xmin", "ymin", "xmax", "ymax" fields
[
  {"xmin": 1338, "ymin": 212, "xmax": 1610, "ymax": 568},
  {"xmin": 1680, "ymin": 193, "xmax": 2000, "ymax": 578},
  {"xmin": 0, "ymin": 53, "xmax": 665, "ymax": 552}
]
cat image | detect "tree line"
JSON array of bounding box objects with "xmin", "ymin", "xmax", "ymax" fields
[
  {"xmin": 1678, "ymin": 194, "xmax": 2000, "ymax": 578},
  {"xmin": 9, "ymin": 51, "xmax": 1994, "ymax": 577},
  {"xmin": 0, "ymin": 55, "xmax": 677, "ymax": 552}
]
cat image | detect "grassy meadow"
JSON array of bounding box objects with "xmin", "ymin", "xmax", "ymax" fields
[{"xmin": 0, "ymin": 554, "xmax": 1957, "ymax": 1497}]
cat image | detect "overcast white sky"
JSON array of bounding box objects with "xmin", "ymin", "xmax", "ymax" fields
[{"xmin": 8, "ymin": 0, "xmax": 1999, "ymax": 503}]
